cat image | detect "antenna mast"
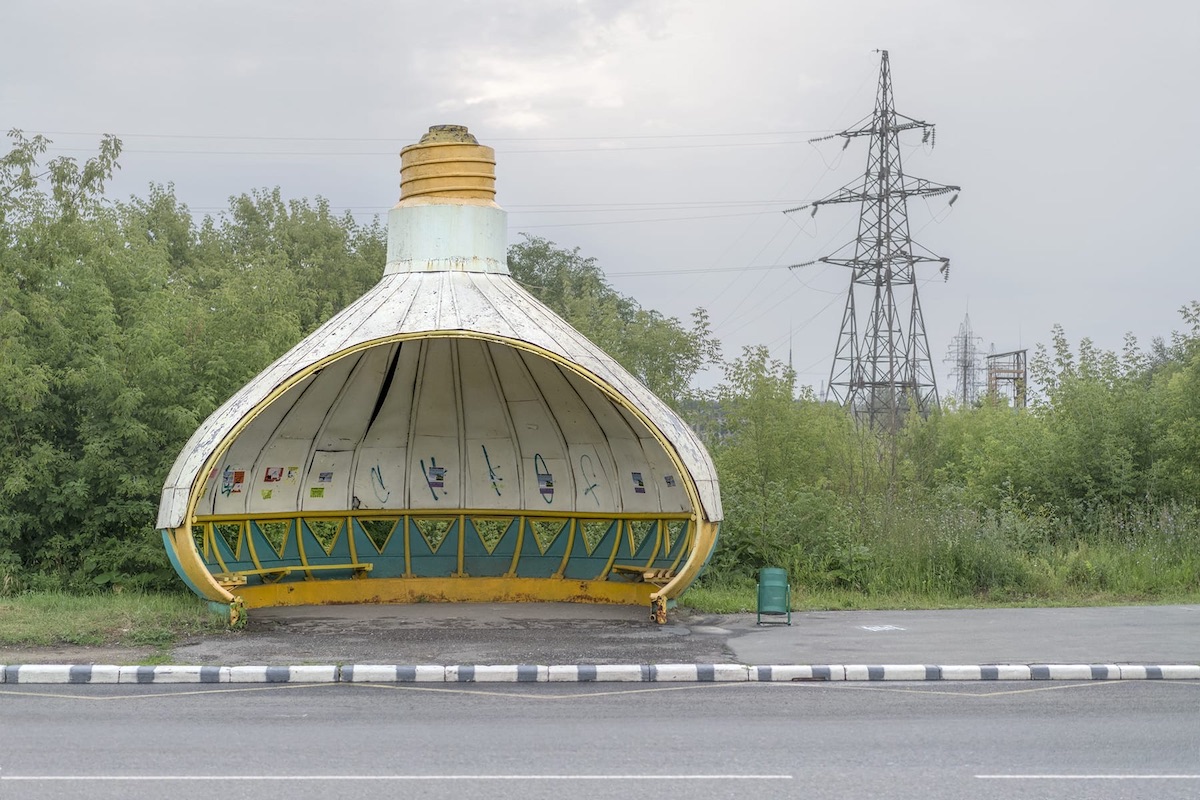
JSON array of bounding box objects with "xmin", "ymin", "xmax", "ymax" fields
[{"xmin": 789, "ymin": 50, "xmax": 959, "ymax": 429}]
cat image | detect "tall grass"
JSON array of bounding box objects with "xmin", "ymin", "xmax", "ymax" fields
[
  {"xmin": 686, "ymin": 498, "xmax": 1200, "ymax": 612},
  {"xmin": 0, "ymin": 592, "xmax": 226, "ymax": 648}
]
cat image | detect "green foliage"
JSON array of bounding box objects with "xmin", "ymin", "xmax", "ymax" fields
[
  {"xmin": 705, "ymin": 346, "xmax": 846, "ymax": 578},
  {"xmin": 0, "ymin": 591, "xmax": 226, "ymax": 648},
  {"xmin": 508, "ymin": 234, "xmax": 720, "ymax": 407},
  {"xmin": 0, "ymin": 135, "xmax": 384, "ymax": 591},
  {"xmin": 695, "ymin": 307, "xmax": 1200, "ymax": 604}
]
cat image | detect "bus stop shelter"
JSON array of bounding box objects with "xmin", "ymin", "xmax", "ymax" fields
[{"xmin": 157, "ymin": 125, "xmax": 722, "ymax": 622}]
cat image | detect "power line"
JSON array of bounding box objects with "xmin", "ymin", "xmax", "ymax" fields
[
  {"xmin": 605, "ymin": 262, "xmax": 807, "ymax": 278},
  {"xmin": 509, "ymin": 200, "xmax": 795, "ymax": 210},
  {"xmin": 721, "ymin": 281, "xmax": 810, "ymax": 339},
  {"xmin": 165, "ymin": 200, "xmax": 800, "ymax": 214},
  {"xmin": 513, "ymin": 210, "xmax": 772, "ymax": 229},
  {"xmin": 24, "ymin": 128, "xmax": 837, "ymax": 143},
  {"xmin": 43, "ymin": 139, "xmax": 823, "ymax": 156},
  {"xmin": 156, "ymin": 204, "xmax": 822, "ymax": 231}
]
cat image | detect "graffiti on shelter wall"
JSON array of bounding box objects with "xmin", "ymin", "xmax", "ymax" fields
[
  {"xmin": 370, "ymin": 464, "xmax": 391, "ymax": 503},
  {"xmin": 580, "ymin": 453, "xmax": 601, "ymax": 506},
  {"xmin": 534, "ymin": 453, "xmax": 554, "ymax": 504},
  {"xmin": 221, "ymin": 466, "xmax": 244, "ymax": 497},
  {"xmin": 421, "ymin": 457, "xmax": 447, "ymax": 501},
  {"xmin": 482, "ymin": 445, "xmax": 504, "ymax": 497}
]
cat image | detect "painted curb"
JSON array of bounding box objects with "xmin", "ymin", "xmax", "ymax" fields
[{"xmin": 3, "ymin": 663, "xmax": 1200, "ymax": 684}]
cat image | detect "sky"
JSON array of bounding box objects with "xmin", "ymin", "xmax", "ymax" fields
[{"xmin": 3, "ymin": 0, "xmax": 1197, "ymax": 397}]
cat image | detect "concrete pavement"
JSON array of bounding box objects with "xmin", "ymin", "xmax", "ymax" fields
[{"xmin": 728, "ymin": 604, "xmax": 1200, "ymax": 665}]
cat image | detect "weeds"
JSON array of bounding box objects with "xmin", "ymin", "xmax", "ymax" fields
[
  {"xmin": 0, "ymin": 591, "xmax": 227, "ymax": 648},
  {"xmin": 686, "ymin": 497, "xmax": 1200, "ymax": 612}
]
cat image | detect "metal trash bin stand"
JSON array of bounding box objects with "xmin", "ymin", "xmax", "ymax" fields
[{"xmin": 756, "ymin": 567, "xmax": 791, "ymax": 626}]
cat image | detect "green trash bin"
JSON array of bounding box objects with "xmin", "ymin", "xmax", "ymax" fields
[{"xmin": 756, "ymin": 567, "xmax": 791, "ymax": 626}]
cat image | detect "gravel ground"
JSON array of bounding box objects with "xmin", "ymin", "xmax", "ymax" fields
[{"xmin": 1, "ymin": 603, "xmax": 746, "ymax": 666}]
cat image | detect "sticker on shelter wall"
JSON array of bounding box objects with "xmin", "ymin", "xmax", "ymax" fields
[
  {"xmin": 260, "ymin": 489, "xmax": 273, "ymax": 500},
  {"xmin": 664, "ymin": 475, "xmax": 677, "ymax": 488},
  {"xmin": 420, "ymin": 457, "xmax": 448, "ymax": 500},
  {"xmin": 310, "ymin": 487, "xmax": 325, "ymax": 499},
  {"xmin": 263, "ymin": 467, "xmax": 283, "ymax": 483},
  {"xmin": 632, "ymin": 472, "xmax": 646, "ymax": 494},
  {"xmin": 286, "ymin": 467, "xmax": 299, "ymax": 483},
  {"xmin": 534, "ymin": 453, "xmax": 554, "ymax": 503},
  {"xmin": 319, "ymin": 471, "xmax": 333, "ymax": 484},
  {"xmin": 221, "ymin": 467, "xmax": 245, "ymax": 496}
]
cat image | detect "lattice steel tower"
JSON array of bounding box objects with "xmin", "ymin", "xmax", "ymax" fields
[
  {"xmin": 944, "ymin": 313, "xmax": 983, "ymax": 407},
  {"xmin": 790, "ymin": 50, "xmax": 959, "ymax": 429}
]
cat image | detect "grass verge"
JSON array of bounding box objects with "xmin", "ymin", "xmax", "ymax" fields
[
  {"xmin": 0, "ymin": 591, "xmax": 227, "ymax": 650},
  {"xmin": 679, "ymin": 578, "xmax": 1200, "ymax": 614}
]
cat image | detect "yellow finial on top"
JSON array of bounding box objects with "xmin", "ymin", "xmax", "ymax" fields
[{"xmin": 399, "ymin": 124, "xmax": 496, "ymax": 203}]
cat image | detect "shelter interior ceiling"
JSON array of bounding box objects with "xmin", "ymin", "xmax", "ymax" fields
[{"xmin": 198, "ymin": 338, "xmax": 692, "ymax": 518}]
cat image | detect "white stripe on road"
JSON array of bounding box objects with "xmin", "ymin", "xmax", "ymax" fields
[
  {"xmin": 978, "ymin": 775, "xmax": 1200, "ymax": 780},
  {"xmin": 1, "ymin": 774, "xmax": 793, "ymax": 781}
]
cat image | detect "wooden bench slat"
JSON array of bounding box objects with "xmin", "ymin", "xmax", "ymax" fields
[
  {"xmin": 609, "ymin": 565, "xmax": 675, "ymax": 585},
  {"xmin": 214, "ymin": 563, "xmax": 373, "ymax": 583}
]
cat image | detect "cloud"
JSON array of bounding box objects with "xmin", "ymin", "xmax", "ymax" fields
[{"xmin": 417, "ymin": 1, "xmax": 669, "ymax": 131}]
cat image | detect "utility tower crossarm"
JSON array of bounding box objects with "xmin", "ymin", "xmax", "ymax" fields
[
  {"xmin": 784, "ymin": 178, "xmax": 959, "ymax": 216},
  {"xmin": 803, "ymin": 177, "xmax": 960, "ymax": 210},
  {"xmin": 809, "ymin": 110, "xmax": 934, "ymax": 143},
  {"xmin": 817, "ymin": 254, "xmax": 950, "ymax": 269}
]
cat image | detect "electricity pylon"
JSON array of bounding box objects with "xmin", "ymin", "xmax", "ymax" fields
[
  {"xmin": 789, "ymin": 50, "xmax": 959, "ymax": 430},
  {"xmin": 944, "ymin": 313, "xmax": 983, "ymax": 407}
]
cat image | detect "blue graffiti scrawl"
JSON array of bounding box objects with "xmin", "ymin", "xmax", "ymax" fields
[
  {"xmin": 370, "ymin": 464, "xmax": 390, "ymax": 503},
  {"xmin": 534, "ymin": 453, "xmax": 554, "ymax": 504},
  {"xmin": 579, "ymin": 453, "xmax": 601, "ymax": 506},
  {"xmin": 420, "ymin": 457, "xmax": 448, "ymax": 501},
  {"xmin": 482, "ymin": 445, "xmax": 504, "ymax": 497}
]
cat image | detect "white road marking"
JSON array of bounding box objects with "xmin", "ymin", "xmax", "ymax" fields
[
  {"xmin": 977, "ymin": 775, "xmax": 1200, "ymax": 780},
  {"xmin": 1, "ymin": 774, "xmax": 793, "ymax": 781},
  {"xmin": 361, "ymin": 681, "xmax": 745, "ymax": 700},
  {"xmin": 831, "ymin": 681, "xmax": 1123, "ymax": 698},
  {"xmin": 0, "ymin": 683, "xmax": 339, "ymax": 701}
]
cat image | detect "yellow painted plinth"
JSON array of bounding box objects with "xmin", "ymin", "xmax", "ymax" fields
[{"xmin": 236, "ymin": 576, "xmax": 658, "ymax": 609}]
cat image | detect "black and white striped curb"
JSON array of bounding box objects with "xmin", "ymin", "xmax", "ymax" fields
[{"xmin": 3, "ymin": 663, "xmax": 1199, "ymax": 684}]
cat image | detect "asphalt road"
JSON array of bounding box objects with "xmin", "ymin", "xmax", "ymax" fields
[{"xmin": 2, "ymin": 681, "xmax": 1199, "ymax": 800}]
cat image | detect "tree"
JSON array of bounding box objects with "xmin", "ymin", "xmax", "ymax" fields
[
  {"xmin": 1149, "ymin": 303, "xmax": 1200, "ymax": 500},
  {"xmin": 508, "ymin": 234, "xmax": 720, "ymax": 407},
  {"xmin": 0, "ymin": 136, "xmax": 390, "ymax": 590},
  {"xmin": 1025, "ymin": 326, "xmax": 1158, "ymax": 512},
  {"xmin": 704, "ymin": 346, "xmax": 846, "ymax": 577}
]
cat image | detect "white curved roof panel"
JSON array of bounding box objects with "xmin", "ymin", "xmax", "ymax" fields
[{"xmin": 157, "ymin": 270, "xmax": 722, "ymax": 529}]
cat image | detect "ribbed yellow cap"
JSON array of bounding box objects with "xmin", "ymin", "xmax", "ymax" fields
[{"xmin": 399, "ymin": 125, "xmax": 496, "ymax": 202}]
